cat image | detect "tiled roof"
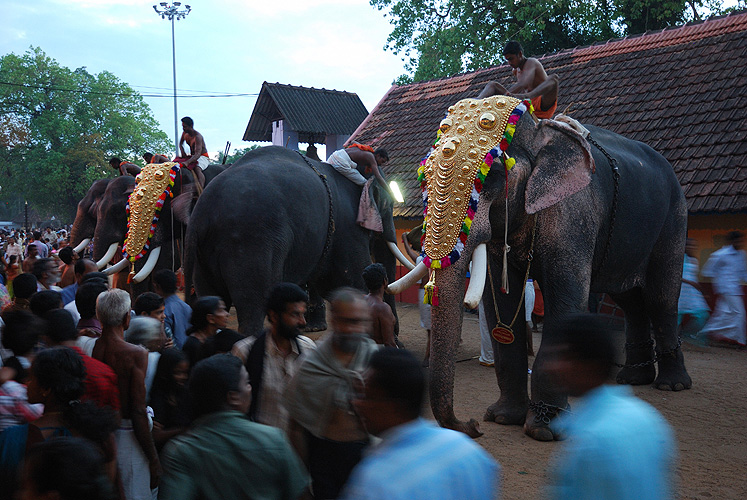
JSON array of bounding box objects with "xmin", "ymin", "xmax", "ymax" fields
[
  {"xmin": 350, "ymin": 12, "xmax": 747, "ymax": 218},
  {"xmin": 243, "ymin": 82, "xmax": 369, "ymax": 143}
]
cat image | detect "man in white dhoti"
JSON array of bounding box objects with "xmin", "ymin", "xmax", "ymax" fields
[
  {"xmin": 326, "ymin": 144, "xmax": 390, "ymax": 232},
  {"xmin": 700, "ymin": 231, "xmax": 747, "ymax": 346}
]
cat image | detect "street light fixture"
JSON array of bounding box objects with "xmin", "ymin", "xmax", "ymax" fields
[{"xmin": 152, "ymin": 2, "xmax": 192, "ymax": 157}]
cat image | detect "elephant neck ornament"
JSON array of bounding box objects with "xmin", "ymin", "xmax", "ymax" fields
[
  {"xmin": 123, "ymin": 162, "xmax": 180, "ymax": 280},
  {"xmin": 419, "ymin": 96, "xmax": 534, "ymax": 305}
]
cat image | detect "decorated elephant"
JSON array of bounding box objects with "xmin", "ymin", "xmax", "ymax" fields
[
  {"xmin": 70, "ymin": 178, "xmax": 111, "ymax": 253},
  {"xmin": 71, "ymin": 164, "xmax": 226, "ymax": 295},
  {"xmin": 390, "ymin": 96, "xmax": 690, "ymax": 441},
  {"xmin": 185, "ymin": 146, "xmax": 414, "ymax": 334}
]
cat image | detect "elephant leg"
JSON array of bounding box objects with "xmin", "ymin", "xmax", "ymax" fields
[
  {"xmin": 484, "ymin": 263, "xmax": 529, "ymax": 427},
  {"xmin": 305, "ymin": 285, "xmax": 327, "ymax": 332},
  {"xmin": 525, "ymin": 270, "xmax": 590, "ymax": 441},
  {"xmin": 612, "ymin": 288, "xmax": 657, "ymax": 385},
  {"xmin": 643, "ymin": 270, "xmax": 692, "ymax": 391},
  {"xmin": 648, "ymin": 297, "xmax": 691, "ymax": 391}
]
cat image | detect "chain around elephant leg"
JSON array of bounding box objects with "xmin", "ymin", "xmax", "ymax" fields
[
  {"xmin": 523, "ymin": 400, "xmax": 570, "ymax": 441},
  {"xmin": 616, "ymin": 338, "xmax": 656, "ymax": 385}
]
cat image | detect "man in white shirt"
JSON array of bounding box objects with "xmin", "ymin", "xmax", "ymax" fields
[{"xmin": 700, "ymin": 231, "xmax": 747, "ymax": 346}]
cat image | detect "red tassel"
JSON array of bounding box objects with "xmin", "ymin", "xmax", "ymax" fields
[{"xmin": 431, "ymin": 286, "xmax": 439, "ymax": 306}]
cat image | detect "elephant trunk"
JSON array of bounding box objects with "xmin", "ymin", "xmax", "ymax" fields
[{"xmin": 429, "ymin": 264, "xmax": 483, "ymax": 438}]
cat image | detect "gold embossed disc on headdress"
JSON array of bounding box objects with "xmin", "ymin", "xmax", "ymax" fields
[
  {"xmin": 124, "ymin": 162, "xmax": 176, "ymax": 259},
  {"xmin": 423, "ymin": 96, "xmax": 522, "ymax": 261}
]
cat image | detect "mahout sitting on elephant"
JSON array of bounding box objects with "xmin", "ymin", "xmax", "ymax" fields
[
  {"xmin": 185, "ymin": 146, "xmax": 413, "ymax": 335},
  {"xmin": 390, "ymin": 96, "xmax": 690, "ymax": 441},
  {"xmin": 70, "ymin": 163, "xmax": 227, "ymax": 296}
]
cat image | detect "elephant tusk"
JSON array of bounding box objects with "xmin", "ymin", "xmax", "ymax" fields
[
  {"xmin": 386, "ymin": 261, "xmax": 428, "ymax": 295},
  {"xmin": 132, "ymin": 247, "xmax": 161, "ymax": 283},
  {"xmin": 103, "ymin": 258, "xmax": 130, "ymax": 276},
  {"xmin": 464, "ymin": 243, "xmax": 487, "ymax": 309},
  {"xmin": 96, "ymin": 243, "xmax": 119, "ymax": 270},
  {"xmin": 387, "ymin": 241, "xmax": 416, "ymax": 271},
  {"xmin": 72, "ymin": 238, "xmax": 91, "ymax": 254}
]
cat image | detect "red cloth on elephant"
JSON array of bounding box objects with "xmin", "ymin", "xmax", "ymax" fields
[
  {"xmin": 357, "ymin": 178, "xmax": 383, "ymax": 233},
  {"xmin": 532, "ymin": 282, "xmax": 544, "ymax": 317},
  {"xmin": 531, "ymin": 95, "xmax": 557, "ymax": 120}
]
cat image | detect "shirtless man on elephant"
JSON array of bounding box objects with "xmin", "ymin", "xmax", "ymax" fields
[
  {"xmin": 479, "ymin": 40, "xmax": 559, "ymax": 120},
  {"xmin": 175, "ymin": 116, "xmax": 208, "ymax": 193}
]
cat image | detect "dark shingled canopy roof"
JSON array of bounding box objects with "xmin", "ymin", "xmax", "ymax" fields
[
  {"xmin": 243, "ymin": 82, "xmax": 369, "ymax": 144},
  {"xmin": 350, "ymin": 11, "xmax": 747, "ymax": 218}
]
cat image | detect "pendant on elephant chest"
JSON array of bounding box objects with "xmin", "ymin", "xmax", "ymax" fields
[{"xmin": 492, "ymin": 325, "xmax": 515, "ymax": 344}]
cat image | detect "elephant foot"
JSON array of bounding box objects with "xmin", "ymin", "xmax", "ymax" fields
[
  {"xmin": 304, "ymin": 322, "xmax": 327, "ymax": 332},
  {"xmin": 484, "ymin": 400, "xmax": 527, "ymax": 426},
  {"xmin": 442, "ymin": 418, "xmax": 483, "ymax": 439},
  {"xmin": 616, "ymin": 363, "xmax": 656, "ymax": 386},
  {"xmin": 654, "ymin": 351, "xmax": 692, "ymax": 391},
  {"xmin": 523, "ymin": 402, "xmax": 569, "ymax": 442},
  {"xmin": 523, "ymin": 421, "xmax": 556, "ymax": 442}
]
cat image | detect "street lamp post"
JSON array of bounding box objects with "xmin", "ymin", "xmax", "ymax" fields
[{"xmin": 153, "ymin": 2, "xmax": 192, "ymax": 157}]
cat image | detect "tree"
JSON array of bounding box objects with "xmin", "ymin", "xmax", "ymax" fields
[
  {"xmin": 371, "ymin": 0, "xmax": 733, "ymax": 84},
  {"xmin": 217, "ymin": 145, "xmax": 262, "ymax": 165},
  {"xmin": 0, "ymin": 47, "xmax": 171, "ymax": 221}
]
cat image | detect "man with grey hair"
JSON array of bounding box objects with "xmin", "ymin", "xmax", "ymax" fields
[
  {"xmin": 92, "ymin": 289, "xmax": 161, "ymax": 499},
  {"xmin": 285, "ymin": 287, "xmax": 378, "ymax": 499}
]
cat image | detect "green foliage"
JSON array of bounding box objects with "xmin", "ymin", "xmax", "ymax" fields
[
  {"xmin": 371, "ymin": 0, "xmax": 732, "ymax": 83},
  {"xmin": 0, "ymin": 47, "xmax": 171, "ymax": 222},
  {"xmin": 217, "ymin": 144, "xmax": 262, "ymax": 165}
]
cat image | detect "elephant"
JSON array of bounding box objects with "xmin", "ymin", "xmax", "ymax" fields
[
  {"xmin": 71, "ymin": 164, "xmax": 227, "ymax": 296},
  {"xmin": 70, "ymin": 178, "xmax": 111, "ymax": 254},
  {"xmin": 390, "ymin": 96, "xmax": 690, "ymax": 441},
  {"xmin": 184, "ymin": 146, "xmax": 414, "ymax": 335}
]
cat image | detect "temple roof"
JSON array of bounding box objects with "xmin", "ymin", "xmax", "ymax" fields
[
  {"xmin": 243, "ymin": 82, "xmax": 369, "ymax": 144},
  {"xmin": 350, "ymin": 11, "xmax": 747, "ymax": 218}
]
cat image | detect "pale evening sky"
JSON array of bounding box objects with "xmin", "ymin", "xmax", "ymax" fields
[{"xmin": 1, "ymin": 0, "xmax": 407, "ymax": 159}]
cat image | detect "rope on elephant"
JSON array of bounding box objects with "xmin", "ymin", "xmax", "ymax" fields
[
  {"xmin": 587, "ymin": 134, "xmax": 620, "ymax": 275},
  {"xmin": 296, "ymin": 151, "xmax": 335, "ymax": 270}
]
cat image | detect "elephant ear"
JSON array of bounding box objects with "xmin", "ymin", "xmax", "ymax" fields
[
  {"xmin": 171, "ymin": 186, "xmax": 194, "ymax": 225},
  {"xmin": 525, "ymin": 120, "xmax": 596, "ymax": 215}
]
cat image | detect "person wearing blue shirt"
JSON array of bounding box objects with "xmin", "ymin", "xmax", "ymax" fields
[
  {"xmin": 152, "ymin": 269, "xmax": 192, "ymax": 349},
  {"xmin": 340, "ymin": 348, "xmax": 501, "ymax": 500},
  {"xmin": 546, "ymin": 313, "xmax": 677, "ymax": 500}
]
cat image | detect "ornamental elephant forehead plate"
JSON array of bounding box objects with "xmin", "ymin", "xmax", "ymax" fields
[
  {"xmin": 424, "ymin": 96, "xmax": 522, "ymax": 261},
  {"xmin": 124, "ymin": 162, "xmax": 178, "ymax": 259}
]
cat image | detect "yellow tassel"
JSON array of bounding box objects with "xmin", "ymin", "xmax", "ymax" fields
[
  {"xmin": 127, "ymin": 262, "xmax": 136, "ymax": 284},
  {"xmin": 424, "ymin": 271, "xmax": 437, "ymax": 305}
]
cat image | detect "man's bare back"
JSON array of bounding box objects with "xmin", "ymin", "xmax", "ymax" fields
[
  {"xmin": 92, "ymin": 335, "xmax": 147, "ymax": 419},
  {"xmin": 365, "ymin": 296, "xmax": 396, "ymax": 347}
]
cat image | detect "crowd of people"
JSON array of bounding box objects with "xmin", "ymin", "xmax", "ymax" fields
[
  {"xmin": 10, "ymin": 227, "xmax": 743, "ymax": 500},
  {"xmin": 0, "ymin": 224, "xmax": 500, "ymax": 499}
]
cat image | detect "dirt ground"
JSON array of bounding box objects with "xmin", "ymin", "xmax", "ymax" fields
[{"xmin": 230, "ymin": 302, "xmax": 747, "ymax": 499}]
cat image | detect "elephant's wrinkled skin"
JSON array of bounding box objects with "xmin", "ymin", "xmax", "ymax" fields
[
  {"xmin": 185, "ymin": 146, "xmax": 399, "ymax": 335},
  {"xmin": 70, "ymin": 178, "xmax": 110, "ymax": 250},
  {"xmin": 421, "ymin": 111, "xmax": 690, "ymax": 440},
  {"xmin": 72, "ymin": 165, "xmax": 226, "ymax": 295}
]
